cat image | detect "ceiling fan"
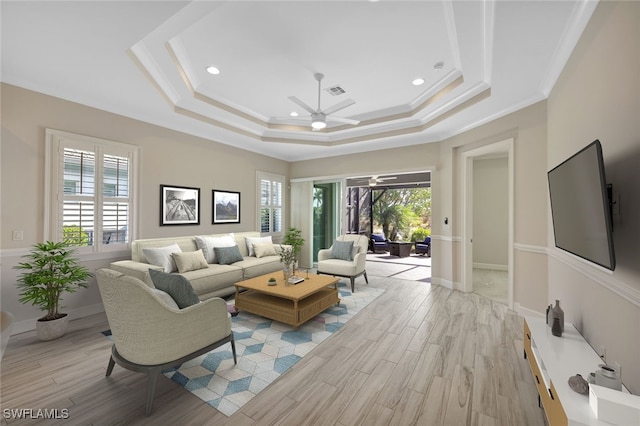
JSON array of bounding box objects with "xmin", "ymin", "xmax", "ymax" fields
[
  {"xmin": 353, "ymin": 175, "xmax": 397, "ymax": 187},
  {"xmin": 274, "ymin": 73, "xmax": 360, "ymax": 131}
]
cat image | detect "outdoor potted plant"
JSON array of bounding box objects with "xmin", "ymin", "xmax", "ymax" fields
[{"xmin": 14, "ymin": 241, "xmax": 92, "ymax": 341}]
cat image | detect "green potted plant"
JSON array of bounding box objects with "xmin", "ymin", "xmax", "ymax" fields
[
  {"xmin": 283, "ymin": 227, "xmax": 305, "ymax": 263},
  {"xmin": 14, "ymin": 241, "xmax": 92, "ymax": 341}
]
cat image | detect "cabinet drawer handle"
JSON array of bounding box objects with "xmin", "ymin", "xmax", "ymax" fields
[
  {"xmin": 549, "ymin": 388, "xmax": 555, "ymax": 400},
  {"xmin": 527, "ymin": 333, "xmax": 531, "ymax": 340},
  {"xmin": 536, "ymin": 375, "xmax": 540, "ymax": 384}
]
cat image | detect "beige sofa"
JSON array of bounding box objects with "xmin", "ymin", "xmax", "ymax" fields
[{"xmin": 110, "ymin": 231, "xmax": 284, "ymax": 300}]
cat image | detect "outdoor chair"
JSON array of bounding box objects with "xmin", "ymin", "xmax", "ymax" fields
[
  {"xmin": 317, "ymin": 234, "xmax": 369, "ymax": 292},
  {"xmin": 369, "ymin": 233, "xmax": 390, "ymax": 253},
  {"xmin": 96, "ymin": 268, "xmax": 236, "ymax": 416},
  {"xmin": 415, "ymin": 236, "xmax": 431, "ymax": 256}
]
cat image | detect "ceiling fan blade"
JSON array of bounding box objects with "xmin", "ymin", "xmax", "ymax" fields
[
  {"xmin": 323, "ymin": 98, "xmax": 355, "ymax": 115},
  {"xmin": 288, "ymin": 96, "xmax": 316, "ymax": 114},
  {"xmin": 327, "ymin": 116, "xmax": 360, "ymax": 126}
]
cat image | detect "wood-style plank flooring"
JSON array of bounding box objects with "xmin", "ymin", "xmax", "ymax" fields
[{"xmin": 0, "ymin": 277, "xmax": 545, "ymax": 425}]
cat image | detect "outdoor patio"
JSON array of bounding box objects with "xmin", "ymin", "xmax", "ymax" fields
[{"xmin": 365, "ymin": 251, "xmax": 431, "ymax": 283}]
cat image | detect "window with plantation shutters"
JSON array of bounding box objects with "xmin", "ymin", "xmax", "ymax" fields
[
  {"xmin": 46, "ymin": 129, "xmax": 138, "ymax": 253},
  {"xmin": 257, "ymin": 172, "xmax": 284, "ymax": 235}
]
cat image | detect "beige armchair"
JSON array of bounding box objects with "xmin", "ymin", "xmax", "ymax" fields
[
  {"xmin": 96, "ymin": 268, "xmax": 236, "ymax": 416},
  {"xmin": 1, "ymin": 311, "xmax": 14, "ymax": 361},
  {"xmin": 317, "ymin": 234, "xmax": 369, "ymax": 292}
]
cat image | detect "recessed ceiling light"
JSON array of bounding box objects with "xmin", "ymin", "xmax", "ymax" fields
[
  {"xmin": 412, "ymin": 78, "xmax": 425, "ymax": 86},
  {"xmin": 206, "ymin": 66, "xmax": 220, "ymax": 75},
  {"xmin": 433, "ymin": 61, "xmax": 444, "ymax": 71},
  {"xmin": 290, "ymin": 112, "xmax": 299, "ymax": 117}
]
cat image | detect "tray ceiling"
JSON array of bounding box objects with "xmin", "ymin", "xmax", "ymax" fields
[{"xmin": 1, "ymin": 1, "xmax": 598, "ymax": 161}]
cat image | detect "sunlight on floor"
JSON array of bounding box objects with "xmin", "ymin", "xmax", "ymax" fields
[
  {"xmin": 473, "ymin": 268, "xmax": 508, "ymax": 305},
  {"xmin": 365, "ymin": 252, "xmax": 431, "ymax": 283}
]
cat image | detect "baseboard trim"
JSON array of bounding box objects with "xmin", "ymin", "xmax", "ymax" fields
[
  {"xmin": 514, "ymin": 302, "xmax": 543, "ymax": 318},
  {"xmin": 10, "ymin": 303, "xmax": 105, "ymax": 336},
  {"xmin": 431, "ymin": 276, "xmax": 454, "ymax": 290},
  {"xmin": 473, "ymin": 263, "xmax": 508, "ymax": 271}
]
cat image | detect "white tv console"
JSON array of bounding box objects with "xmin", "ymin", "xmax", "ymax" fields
[{"xmin": 523, "ymin": 316, "xmax": 630, "ymax": 425}]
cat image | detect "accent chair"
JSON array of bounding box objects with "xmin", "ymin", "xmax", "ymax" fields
[
  {"xmin": 96, "ymin": 268, "xmax": 236, "ymax": 416},
  {"xmin": 369, "ymin": 233, "xmax": 390, "ymax": 253},
  {"xmin": 415, "ymin": 236, "xmax": 432, "ymax": 256},
  {"xmin": 317, "ymin": 234, "xmax": 369, "ymax": 292},
  {"xmin": 0, "ymin": 311, "xmax": 13, "ymax": 361}
]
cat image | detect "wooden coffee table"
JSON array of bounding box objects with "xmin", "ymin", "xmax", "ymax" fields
[{"xmin": 234, "ymin": 273, "xmax": 340, "ymax": 328}]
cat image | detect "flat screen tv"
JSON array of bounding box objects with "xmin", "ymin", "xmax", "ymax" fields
[{"xmin": 547, "ymin": 140, "xmax": 616, "ymax": 270}]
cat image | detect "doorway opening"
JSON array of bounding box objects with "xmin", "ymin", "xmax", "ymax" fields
[
  {"xmin": 344, "ymin": 171, "xmax": 432, "ymax": 283},
  {"xmin": 462, "ymin": 139, "xmax": 514, "ymax": 307}
]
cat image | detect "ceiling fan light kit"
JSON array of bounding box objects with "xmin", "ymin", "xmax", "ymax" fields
[
  {"xmin": 277, "ymin": 72, "xmax": 360, "ymax": 131},
  {"xmin": 311, "ymin": 113, "xmax": 327, "ymax": 130}
]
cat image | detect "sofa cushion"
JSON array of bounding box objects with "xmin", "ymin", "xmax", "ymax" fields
[
  {"xmin": 330, "ymin": 240, "xmax": 354, "ymax": 261},
  {"xmin": 317, "ymin": 258, "xmax": 358, "ymax": 276},
  {"xmin": 182, "ymin": 264, "xmax": 243, "ymax": 298},
  {"xmin": 172, "ymin": 249, "xmax": 209, "ymax": 273},
  {"xmin": 214, "ymin": 245, "xmax": 244, "ymax": 265},
  {"xmin": 148, "ymin": 269, "xmax": 200, "ymax": 309},
  {"xmin": 234, "ymin": 256, "xmax": 283, "ymax": 280},
  {"xmin": 143, "ymin": 243, "xmax": 182, "ymax": 272},
  {"xmin": 371, "ymin": 233, "xmax": 386, "ymax": 243},
  {"xmin": 195, "ymin": 234, "xmax": 235, "ymax": 263},
  {"xmin": 245, "ymin": 235, "xmax": 272, "ymax": 256},
  {"xmin": 253, "ymin": 242, "xmax": 277, "ymax": 258}
]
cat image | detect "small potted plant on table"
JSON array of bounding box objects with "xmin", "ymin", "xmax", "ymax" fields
[
  {"xmin": 280, "ymin": 227, "xmax": 305, "ymax": 282},
  {"xmin": 14, "ymin": 241, "xmax": 92, "ymax": 341}
]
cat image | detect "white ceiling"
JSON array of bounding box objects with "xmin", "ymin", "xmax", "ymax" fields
[{"xmin": 1, "ymin": 1, "xmax": 597, "ymax": 161}]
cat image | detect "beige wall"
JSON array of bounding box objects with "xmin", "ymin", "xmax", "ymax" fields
[
  {"xmin": 473, "ymin": 157, "xmax": 508, "ymax": 267},
  {"xmin": 1, "ymin": 84, "xmax": 288, "ymax": 332},
  {"xmin": 547, "ymin": 1, "xmax": 640, "ymax": 393}
]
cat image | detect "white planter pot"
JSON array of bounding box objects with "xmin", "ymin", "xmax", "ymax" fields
[{"xmin": 36, "ymin": 314, "xmax": 69, "ymax": 341}]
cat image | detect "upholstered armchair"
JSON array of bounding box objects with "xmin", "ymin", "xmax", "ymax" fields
[
  {"xmin": 415, "ymin": 236, "xmax": 431, "ymax": 256},
  {"xmin": 369, "ymin": 233, "xmax": 390, "ymax": 253},
  {"xmin": 96, "ymin": 268, "xmax": 236, "ymax": 416},
  {"xmin": 1, "ymin": 311, "xmax": 14, "ymax": 361},
  {"xmin": 317, "ymin": 234, "xmax": 369, "ymax": 292}
]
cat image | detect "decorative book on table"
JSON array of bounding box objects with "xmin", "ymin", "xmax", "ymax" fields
[{"xmin": 288, "ymin": 276, "xmax": 305, "ymax": 285}]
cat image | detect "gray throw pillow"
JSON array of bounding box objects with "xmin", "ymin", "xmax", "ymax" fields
[
  {"xmin": 214, "ymin": 245, "xmax": 244, "ymax": 265},
  {"xmin": 330, "ymin": 240, "xmax": 354, "ymax": 261},
  {"xmin": 148, "ymin": 269, "xmax": 200, "ymax": 309}
]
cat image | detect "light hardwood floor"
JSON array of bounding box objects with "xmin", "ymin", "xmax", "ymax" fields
[{"xmin": 1, "ymin": 277, "xmax": 545, "ymax": 425}]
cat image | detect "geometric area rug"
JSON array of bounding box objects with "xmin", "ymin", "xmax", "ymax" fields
[
  {"xmin": 166, "ymin": 281, "xmax": 384, "ymax": 416},
  {"xmin": 103, "ymin": 281, "xmax": 384, "ymax": 417}
]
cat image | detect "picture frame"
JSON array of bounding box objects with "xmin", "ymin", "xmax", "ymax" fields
[
  {"xmin": 160, "ymin": 185, "xmax": 200, "ymax": 226},
  {"xmin": 213, "ymin": 190, "xmax": 240, "ymax": 224}
]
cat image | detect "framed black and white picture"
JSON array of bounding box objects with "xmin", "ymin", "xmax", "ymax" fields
[
  {"xmin": 213, "ymin": 190, "xmax": 240, "ymax": 224},
  {"xmin": 160, "ymin": 185, "xmax": 200, "ymax": 226}
]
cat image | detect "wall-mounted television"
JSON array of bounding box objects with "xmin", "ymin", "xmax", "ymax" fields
[{"xmin": 548, "ymin": 140, "xmax": 616, "ymax": 270}]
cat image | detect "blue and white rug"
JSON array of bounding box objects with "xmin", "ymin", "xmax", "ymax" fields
[{"xmin": 162, "ymin": 281, "xmax": 383, "ymax": 416}]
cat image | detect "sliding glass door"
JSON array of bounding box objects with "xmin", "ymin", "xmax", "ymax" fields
[{"xmin": 313, "ymin": 183, "xmax": 339, "ymax": 262}]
